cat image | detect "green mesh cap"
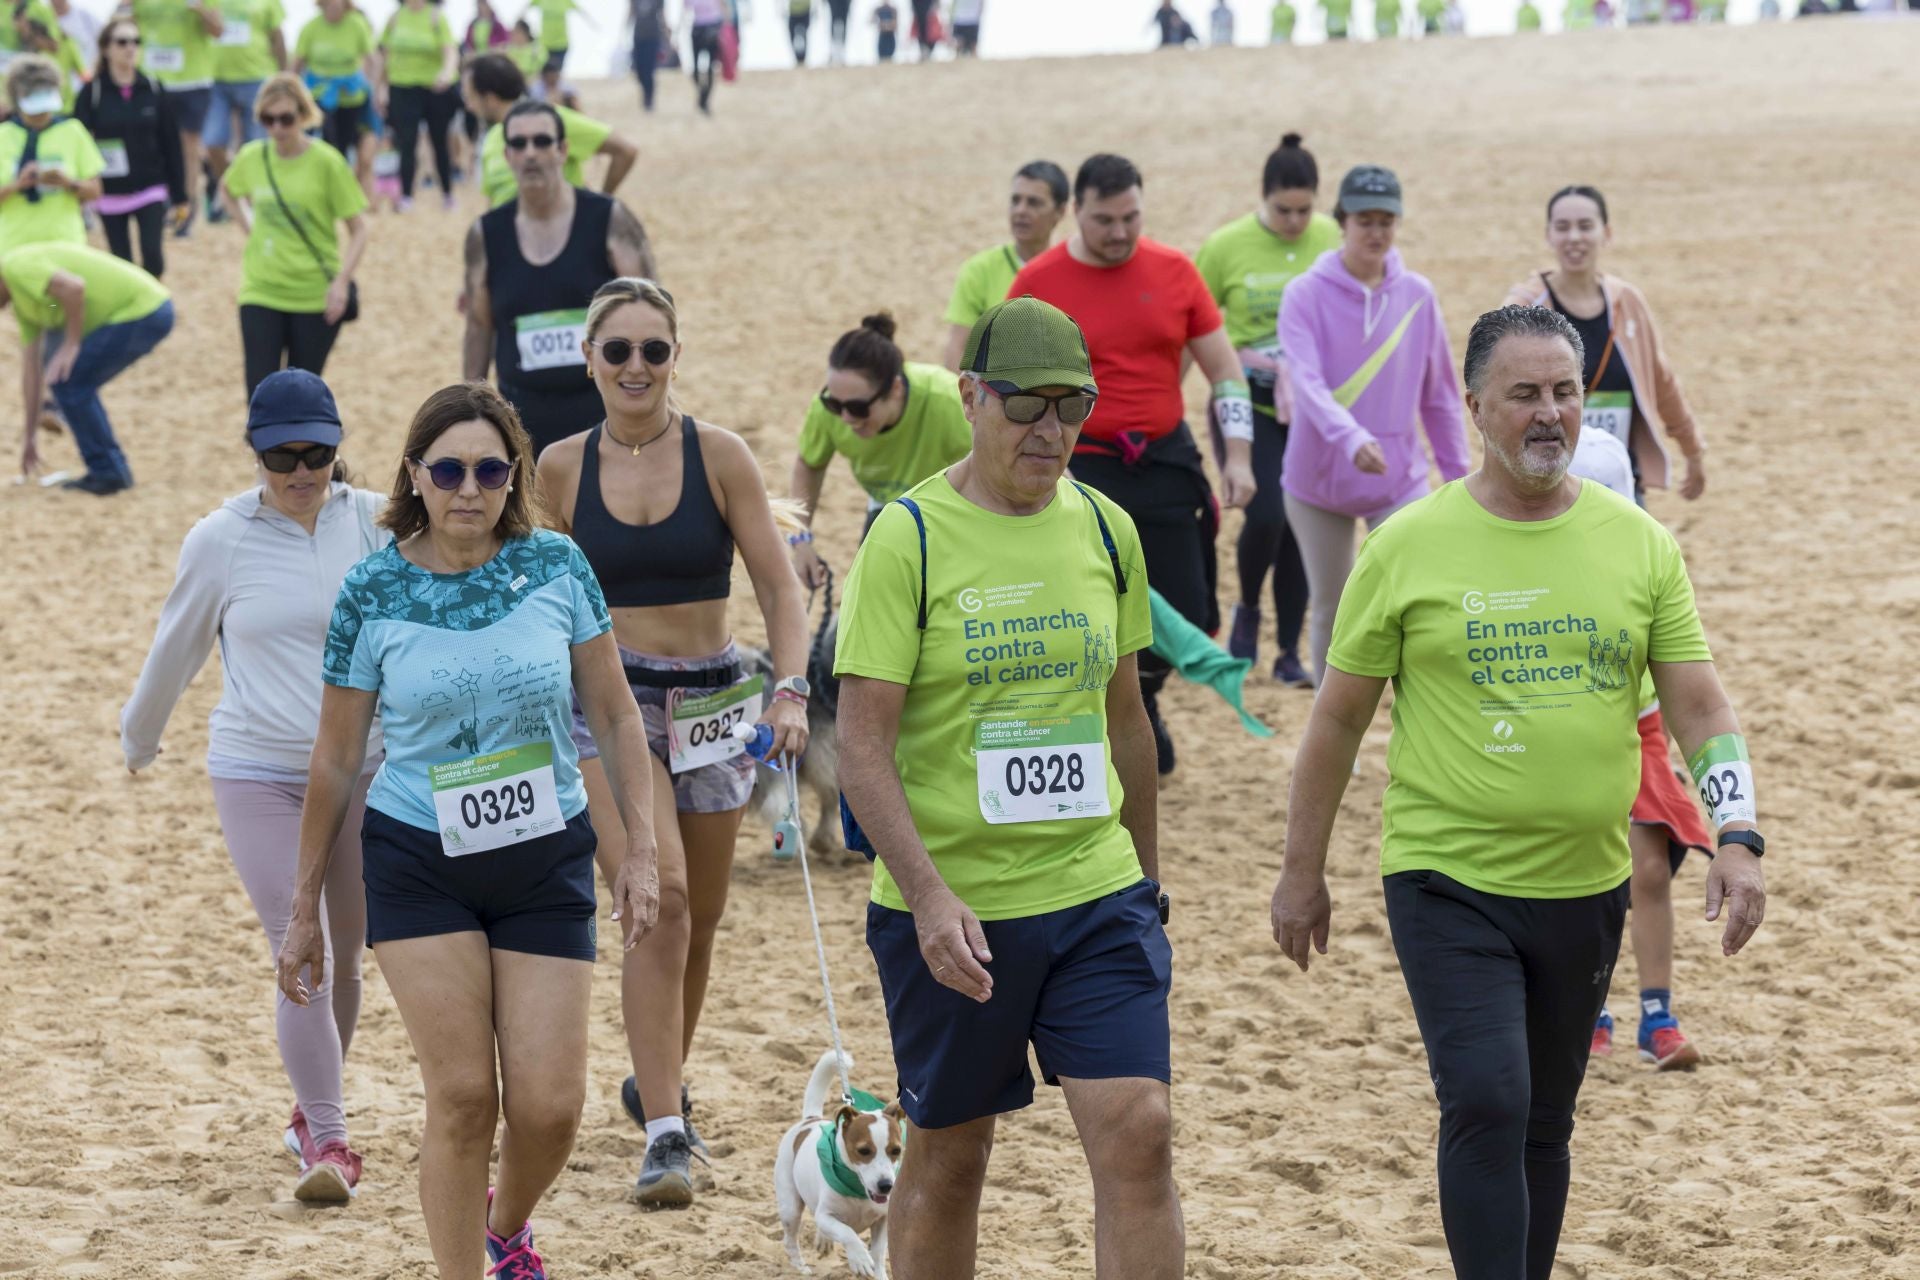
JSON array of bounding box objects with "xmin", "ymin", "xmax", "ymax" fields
[{"xmin": 962, "ymin": 295, "xmax": 1098, "ymax": 395}]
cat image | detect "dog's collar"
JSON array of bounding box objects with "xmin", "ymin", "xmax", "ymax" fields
[{"xmin": 817, "ymin": 1089, "xmax": 893, "ymax": 1202}]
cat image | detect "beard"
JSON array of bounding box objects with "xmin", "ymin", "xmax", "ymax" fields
[{"xmin": 1484, "ymin": 424, "xmax": 1572, "ymax": 490}]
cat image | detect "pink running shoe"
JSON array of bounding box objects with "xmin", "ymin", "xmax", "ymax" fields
[
  {"xmin": 283, "ymin": 1105, "xmax": 318, "ymax": 1168},
  {"xmin": 294, "ymin": 1139, "xmax": 363, "ymax": 1203}
]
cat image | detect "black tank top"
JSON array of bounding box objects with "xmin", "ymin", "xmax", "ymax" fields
[
  {"xmin": 571, "ymin": 417, "xmax": 735, "ymax": 608},
  {"xmin": 483, "ymin": 189, "xmax": 616, "ymax": 395}
]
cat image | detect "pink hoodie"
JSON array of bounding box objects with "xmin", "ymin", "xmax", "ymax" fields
[{"xmin": 1279, "ymin": 248, "xmax": 1470, "ymax": 518}]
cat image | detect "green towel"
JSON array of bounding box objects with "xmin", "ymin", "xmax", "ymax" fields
[{"xmin": 1147, "ymin": 589, "xmax": 1274, "ymax": 739}]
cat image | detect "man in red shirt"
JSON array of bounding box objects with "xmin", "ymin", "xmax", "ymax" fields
[{"xmin": 1010, "ymin": 153, "xmax": 1255, "ymax": 774}]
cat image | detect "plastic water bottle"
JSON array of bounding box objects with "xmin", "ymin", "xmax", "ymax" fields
[{"xmin": 732, "ymin": 722, "xmax": 784, "ymax": 772}]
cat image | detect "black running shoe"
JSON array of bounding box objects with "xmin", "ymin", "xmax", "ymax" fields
[
  {"xmin": 621, "ymin": 1076, "xmax": 708, "ymax": 1163},
  {"xmin": 1273, "ymin": 650, "xmax": 1315, "ymax": 689},
  {"xmin": 633, "ymin": 1129, "xmax": 694, "ymax": 1208},
  {"xmin": 1228, "ymin": 604, "xmax": 1259, "ymax": 663}
]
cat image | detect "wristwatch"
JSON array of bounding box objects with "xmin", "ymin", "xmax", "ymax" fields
[
  {"xmin": 774, "ymin": 675, "xmax": 813, "ymax": 701},
  {"xmin": 1718, "ymin": 830, "xmax": 1765, "ymax": 858},
  {"xmin": 1157, "ymin": 892, "xmax": 1170, "ymax": 925}
]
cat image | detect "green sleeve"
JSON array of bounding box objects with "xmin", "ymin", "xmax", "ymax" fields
[
  {"xmin": 942, "ymin": 254, "xmax": 985, "ymax": 327},
  {"xmin": 326, "ymin": 144, "xmax": 370, "ymax": 219},
  {"xmin": 379, "ymin": 13, "xmax": 397, "ymax": 50},
  {"xmin": 1647, "ymin": 533, "xmax": 1713, "ymax": 665},
  {"xmin": 1325, "ymin": 532, "xmax": 1402, "ymax": 677},
  {"xmin": 1194, "ymin": 233, "xmax": 1226, "ymax": 304},
  {"xmin": 269, "ymin": 0, "xmax": 286, "ymax": 30},
  {"xmin": 565, "ymin": 108, "xmax": 612, "ymax": 161},
  {"xmin": 293, "ymin": 20, "xmax": 310, "ymax": 59},
  {"xmin": 4, "ymin": 253, "xmax": 55, "ymax": 342},
  {"xmin": 796, "ymin": 401, "xmax": 838, "ymax": 470},
  {"xmin": 833, "ymin": 505, "xmax": 924, "ymax": 685},
  {"xmin": 438, "ymin": 13, "xmax": 455, "ymax": 46}
]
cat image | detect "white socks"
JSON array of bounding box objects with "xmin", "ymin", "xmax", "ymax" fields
[{"xmin": 645, "ymin": 1115, "xmax": 686, "ymax": 1146}]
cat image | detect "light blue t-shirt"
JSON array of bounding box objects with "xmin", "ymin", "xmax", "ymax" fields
[{"xmin": 323, "ymin": 529, "xmax": 612, "ymax": 832}]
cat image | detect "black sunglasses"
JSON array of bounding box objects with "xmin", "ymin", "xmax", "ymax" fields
[
  {"xmin": 414, "ymin": 456, "xmax": 513, "ymax": 491},
  {"xmin": 504, "ymin": 133, "xmax": 558, "ymax": 152},
  {"xmin": 111, "ymin": 34, "xmax": 141, "ymax": 45},
  {"xmin": 819, "ymin": 382, "xmax": 893, "ymax": 420},
  {"xmin": 588, "ymin": 337, "xmax": 674, "ymax": 367},
  {"xmin": 258, "ymin": 443, "xmax": 337, "ymax": 473},
  {"xmin": 258, "ymin": 110, "xmax": 299, "ymax": 129},
  {"xmin": 982, "ymin": 380, "xmax": 1096, "ymax": 427}
]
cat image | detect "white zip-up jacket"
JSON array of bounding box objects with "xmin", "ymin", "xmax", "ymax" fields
[{"xmin": 121, "ymin": 483, "xmax": 389, "ymax": 778}]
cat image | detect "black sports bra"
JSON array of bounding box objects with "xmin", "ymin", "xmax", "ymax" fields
[{"xmin": 570, "ymin": 416, "xmax": 735, "ymax": 608}]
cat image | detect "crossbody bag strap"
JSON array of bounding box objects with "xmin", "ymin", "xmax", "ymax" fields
[
  {"xmin": 1068, "ymin": 481, "xmax": 1127, "ymax": 597},
  {"xmin": 895, "ymin": 496, "xmax": 929, "ymax": 631},
  {"xmin": 261, "ymin": 147, "xmax": 338, "ymax": 283}
]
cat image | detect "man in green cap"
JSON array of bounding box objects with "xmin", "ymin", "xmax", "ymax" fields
[{"xmin": 836, "ymin": 295, "xmax": 1183, "ymax": 1280}]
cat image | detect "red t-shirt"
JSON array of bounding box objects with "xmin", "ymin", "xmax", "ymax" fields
[{"xmin": 1006, "ymin": 237, "xmax": 1222, "ymax": 443}]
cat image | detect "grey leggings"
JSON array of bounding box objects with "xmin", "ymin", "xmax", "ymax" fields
[
  {"xmin": 210, "ymin": 774, "xmax": 371, "ymax": 1150},
  {"xmin": 1284, "ymin": 488, "xmax": 1425, "ymax": 680}
]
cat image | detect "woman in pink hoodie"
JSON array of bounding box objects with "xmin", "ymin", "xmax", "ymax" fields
[{"xmin": 1278, "ymin": 163, "xmax": 1470, "ymax": 679}]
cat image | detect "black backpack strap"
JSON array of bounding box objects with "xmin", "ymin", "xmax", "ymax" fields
[
  {"xmin": 896, "ymin": 496, "xmax": 929, "ymax": 631},
  {"xmin": 1069, "ymin": 481, "xmax": 1127, "ymax": 598}
]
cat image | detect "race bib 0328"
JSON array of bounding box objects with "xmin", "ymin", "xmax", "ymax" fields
[{"xmin": 975, "ymin": 714, "xmax": 1111, "ymax": 825}]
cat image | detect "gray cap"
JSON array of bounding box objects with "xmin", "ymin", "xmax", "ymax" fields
[{"xmin": 1337, "ymin": 164, "xmax": 1403, "ymax": 217}]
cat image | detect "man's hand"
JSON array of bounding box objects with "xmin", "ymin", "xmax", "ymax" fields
[
  {"xmin": 1352, "ymin": 441, "xmax": 1387, "ymax": 475},
  {"xmin": 1271, "ymin": 867, "xmax": 1331, "ymax": 972},
  {"xmin": 791, "ymin": 539, "xmax": 829, "ymax": 589},
  {"xmin": 1704, "ymin": 843, "xmax": 1764, "ymax": 956},
  {"xmin": 43, "ymin": 342, "xmax": 79, "ymax": 387},
  {"xmin": 21, "ymin": 427, "xmax": 41, "ymax": 478},
  {"xmin": 1219, "ymin": 458, "xmax": 1256, "ymax": 509},
  {"xmin": 1680, "ymin": 452, "xmax": 1706, "ymax": 500},
  {"xmin": 909, "ymin": 886, "xmax": 993, "ymax": 1002}
]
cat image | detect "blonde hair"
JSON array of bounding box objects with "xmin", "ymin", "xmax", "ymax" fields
[
  {"xmin": 253, "ymin": 73, "xmax": 323, "ymax": 131},
  {"xmin": 586, "ymin": 276, "xmax": 678, "ymax": 343},
  {"xmin": 6, "ymin": 55, "xmax": 61, "ymax": 109}
]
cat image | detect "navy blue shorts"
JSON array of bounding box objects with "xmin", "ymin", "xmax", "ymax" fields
[
  {"xmin": 867, "ymin": 879, "xmax": 1172, "ymax": 1130},
  {"xmin": 169, "ymin": 86, "xmax": 213, "ymax": 136},
  {"xmin": 362, "ymin": 805, "xmax": 598, "ymax": 960}
]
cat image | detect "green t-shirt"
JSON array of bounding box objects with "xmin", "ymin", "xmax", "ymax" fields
[
  {"xmin": 1563, "ymin": 0, "xmax": 1595, "ymax": 25},
  {"xmin": 1271, "ymin": 2, "xmax": 1297, "ymax": 38},
  {"xmin": 1, "ymin": 242, "xmax": 170, "ymax": 343},
  {"xmin": 295, "ymin": 11, "xmax": 375, "ymax": 90},
  {"xmin": 479, "ymin": 105, "xmax": 610, "ymax": 209},
  {"xmin": 225, "ymin": 139, "xmax": 366, "ymax": 313},
  {"xmin": 797, "ymin": 362, "xmax": 972, "ymax": 506},
  {"xmin": 0, "ymin": 119, "xmax": 105, "ymax": 256},
  {"xmin": 1517, "ymin": 1, "xmax": 1543, "ymax": 29},
  {"xmin": 1195, "ymin": 210, "xmax": 1341, "ymax": 352},
  {"xmin": 134, "ymin": 0, "xmax": 219, "ymax": 86},
  {"xmin": 1323, "ymin": 0, "xmax": 1351, "ymax": 35},
  {"xmin": 506, "ymin": 39, "xmax": 548, "ymax": 77},
  {"xmin": 942, "ymin": 242, "xmax": 1024, "ymax": 330},
  {"xmin": 834, "ymin": 474, "xmax": 1154, "ymax": 920},
  {"xmin": 535, "ymin": 0, "xmax": 576, "ymax": 49},
  {"xmin": 1418, "ymin": 0, "xmax": 1445, "ymax": 26},
  {"xmin": 1327, "ymin": 480, "xmax": 1713, "ymax": 899},
  {"xmin": 214, "ymin": 0, "xmax": 286, "ymax": 83},
  {"xmin": 1375, "ymin": 0, "xmax": 1402, "ymax": 33},
  {"xmin": 381, "ymin": 5, "xmax": 454, "ymax": 88}
]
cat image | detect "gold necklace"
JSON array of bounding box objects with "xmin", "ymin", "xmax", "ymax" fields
[{"xmin": 604, "ymin": 418, "xmax": 674, "ymax": 456}]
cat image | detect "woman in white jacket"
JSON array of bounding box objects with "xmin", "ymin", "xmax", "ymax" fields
[{"xmin": 120, "ymin": 370, "xmax": 388, "ymax": 1203}]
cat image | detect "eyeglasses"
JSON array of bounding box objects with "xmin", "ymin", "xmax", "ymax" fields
[
  {"xmin": 413, "ymin": 456, "xmax": 514, "ymax": 491},
  {"xmin": 504, "ymin": 133, "xmax": 558, "ymax": 152},
  {"xmin": 980, "ymin": 380, "xmax": 1096, "ymax": 427},
  {"xmin": 258, "ymin": 111, "xmax": 299, "ymax": 129},
  {"xmin": 590, "ymin": 337, "xmax": 674, "ymax": 366},
  {"xmin": 819, "ymin": 383, "xmax": 892, "ymax": 420},
  {"xmin": 258, "ymin": 443, "xmax": 337, "ymax": 473},
  {"xmin": 111, "ymin": 35, "xmax": 141, "ymax": 46}
]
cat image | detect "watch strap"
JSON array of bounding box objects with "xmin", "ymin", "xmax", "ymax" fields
[{"xmin": 1718, "ymin": 830, "xmax": 1764, "ymax": 857}]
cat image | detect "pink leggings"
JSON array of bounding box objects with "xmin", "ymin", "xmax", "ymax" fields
[{"xmin": 210, "ymin": 774, "xmax": 371, "ymax": 1150}]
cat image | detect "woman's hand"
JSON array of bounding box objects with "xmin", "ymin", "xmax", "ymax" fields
[
  {"xmin": 1351, "ymin": 441, "xmax": 1387, "ymax": 475},
  {"xmin": 324, "ymin": 278, "xmax": 351, "ymax": 326},
  {"xmin": 276, "ymin": 905, "xmax": 326, "ymax": 1006},
  {"xmin": 611, "ymin": 842, "xmax": 661, "ymax": 949},
  {"xmin": 762, "ymin": 693, "xmax": 810, "ymax": 763},
  {"xmin": 790, "ymin": 539, "xmax": 829, "ymax": 589}
]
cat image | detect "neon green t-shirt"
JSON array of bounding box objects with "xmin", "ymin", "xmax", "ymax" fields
[
  {"xmin": 479, "ymin": 105, "xmax": 610, "ymax": 209},
  {"xmin": 797, "ymin": 362, "xmax": 972, "ymax": 506},
  {"xmin": 506, "ymin": 39, "xmax": 547, "ymax": 77},
  {"xmin": 1195, "ymin": 210, "xmax": 1341, "ymax": 352},
  {"xmin": 381, "ymin": 5, "xmax": 454, "ymax": 88},
  {"xmin": 1, "ymin": 242, "xmax": 170, "ymax": 343},
  {"xmin": 535, "ymin": 0, "xmax": 576, "ymax": 50},
  {"xmin": 214, "ymin": 0, "xmax": 286, "ymax": 82},
  {"xmin": 1516, "ymin": 1, "xmax": 1542, "ymax": 29},
  {"xmin": 1271, "ymin": 2, "xmax": 1297, "ymax": 38},
  {"xmin": 835, "ymin": 474, "xmax": 1154, "ymax": 920},
  {"xmin": 225, "ymin": 139, "xmax": 366, "ymax": 313},
  {"xmin": 1375, "ymin": 0, "xmax": 1402, "ymax": 34},
  {"xmin": 942, "ymin": 243, "xmax": 1026, "ymax": 330},
  {"xmin": 1326, "ymin": 480, "xmax": 1713, "ymax": 899},
  {"xmin": 134, "ymin": 0, "xmax": 219, "ymax": 87},
  {"xmin": 1323, "ymin": 0, "xmax": 1351, "ymax": 36},
  {"xmin": 0, "ymin": 119, "xmax": 105, "ymax": 255},
  {"xmin": 1418, "ymin": 0, "xmax": 1445, "ymax": 26},
  {"xmin": 295, "ymin": 12, "xmax": 375, "ymax": 93}
]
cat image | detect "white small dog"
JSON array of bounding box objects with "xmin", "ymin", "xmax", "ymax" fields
[{"xmin": 774, "ymin": 1050, "xmax": 906, "ymax": 1278}]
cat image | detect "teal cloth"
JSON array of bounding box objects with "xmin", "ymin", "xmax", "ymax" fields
[
  {"xmin": 816, "ymin": 1086, "xmax": 890, "ymax": 1200},
  {"xmin": 1147, "ymin": 588, "xmax": 1274, "ymax": 739}
]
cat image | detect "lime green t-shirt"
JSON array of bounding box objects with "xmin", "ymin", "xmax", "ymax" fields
[
  {"xmin": 1563, "ymin": 0, "xmax": 1595, "ymax": 25},
  {"xmin": 535, "ymin": 0, "xmax": 576, "ymax": 49},
  {"xmin": 1, "ymin": 242, "xmax": 170, "ymax": 343},
  {"xmin": 1327, "ymin": 480, "xmax": 1713, "ymax": 899},
  {"xmin": 0, "ymin": 119, "xmax": 105, "ymax": 256},
  {"xmin": 1195, "ymin": 210, "xmax": 1341, "ymax": 352},
  {"xmin": 214, "ymin": 0, "xmax": 286, "ymax": 82},
  {"xmin": 1271, "ymin": 2, "xmax": 1297, "ymax": 38},
  {"xmin": 295, "ymin": 11, "xmax": 375, "ymax": 85},
  {"xmin": 225, "ymin": 139, "xmax": 366, "ymax": 313},
  {"xmin": 506, "ymin": 39, "xmax": 548, "ymax": 78},
  {"xmin": 1418, "ymin": 0, "xmax": 1445, "ymax": 26},
  {"xmin": 381, "ymin": 5, "xmax": 454, "ymax": 88},
  {"xmin": 834, "ymin": 474, "xmax": 1154, "ymax": 920},
  {"xmin": 1323, "ymin": 0, "xmax": 1351, "ymax": 36},
  {"xmin": 479, "ymin": 105, "xmax": 610, "ymax": 209},
  {"xmin": 134, "ymin": 0, "xmax": 219, "ymax": 86},
  {"xmin": 1375, "ymin": 0, "xmax": 1402, "ymax": 34},
  {"xmin": 797, "ymin": 363, "xmax": 972, "ymax": 506},
  {"xmin": 941, "ymin": 242, "xmax": 1024, "ymax": 329},
  {"xmin": 1516, "ymin": 1, "xmax": 1543, "ymax": 29}
]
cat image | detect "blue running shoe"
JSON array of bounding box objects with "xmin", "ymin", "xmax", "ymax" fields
[{"xmin": 485, "ymin": 1218, "xmax": 546, "ymax": 1279}]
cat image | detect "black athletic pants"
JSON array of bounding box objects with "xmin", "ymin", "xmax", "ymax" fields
[
  {"xmin": 691, "ymin": 22, "xmax": 722, "ymax": 111},
  {"xmin": 240, "ymin": 305, "xmax": 343, "ymax": 402},
  {"xmin": 388, "ymin": 84, "xmax": 456, "ymax": 199},
  {"xmin": 1384, "ymin": 869, "xmax": 1629, "ymax": 1280},
  {"xmin": 631, "ymin": 36, "xmax": 660, "ymax": 108},
  {"xmin": 788, "ymin": 11, "xmax": 809, "ymax": 62},
  {"xmin": 1237, "ymin": 408, "xmax": 1308, "ymax": 654},
  {"xmin": 101, "ymin": 204, "xmax": 167, "ymax": 279}
]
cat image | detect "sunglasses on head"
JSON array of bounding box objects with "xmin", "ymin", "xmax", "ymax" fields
[
  {"xmin": 504, "ymin": 133, "xmax": 557, "ymax": 152},
  {"xmin": 589, "ymin": 337, "xmax": 674, "ymax": 366},
  {"xmin": 258, "ymin": 110, "xmax": 299, "ymax": 129},
  {"xmin": 414, "ymin": 456, "xmax": 514, "ymax": 491},
  {"xmin": 981, "ymin": 380, "xmax": 1096, "ymax": 427},
  {"xmin": 819, "ymin": 383, "xmax": 892, "ymax": 420},
  {"xmin": 258, "ymin": 443, "xmax": 337, "ymax": 473}
]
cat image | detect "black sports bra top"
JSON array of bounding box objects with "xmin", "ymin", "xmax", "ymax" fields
[{"xmin": 571, "ymin": 416, "xmax": 735, "ymax": 608}]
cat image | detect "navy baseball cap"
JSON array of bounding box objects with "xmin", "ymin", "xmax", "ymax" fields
[{"xmin": 247, "ymin": 369, "xmax": 343, "ymax": 450}]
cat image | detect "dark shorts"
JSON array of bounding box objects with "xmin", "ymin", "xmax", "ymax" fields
[
  {"xmin": 543, "ymin": 47, "xmax": 568, "ymax": 74},
  {"xmin": 170, "ymin": 86, "xmax": 213, "ymax": 135},
  {"xmin": 361, "ymin": 804, "xmax": 598, "ymax": 960},
  {"xmin": 867, "ymin": 878, "xmax": 1172, "ymax": 1130}
]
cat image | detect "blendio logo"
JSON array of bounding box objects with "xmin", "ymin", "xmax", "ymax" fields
[{"xmin": 1484, "ymin": 719, "xmax": 1526, "ymax": 754}]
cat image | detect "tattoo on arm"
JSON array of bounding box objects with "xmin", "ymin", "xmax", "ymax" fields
[{"xmin": 609, "ymin": 202, "xmax": 658, "ymax": 280}]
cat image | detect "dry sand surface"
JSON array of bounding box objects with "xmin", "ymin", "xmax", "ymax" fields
[{"xmin": 2, "ymin": 18, "xmax": 1917, "ymax": 1279}]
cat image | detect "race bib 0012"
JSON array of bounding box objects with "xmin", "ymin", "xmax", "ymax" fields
[
  {"xmin": 97, "ymin": 141, "xmax": 130, "ymax": 179},
  {"xmin": 145, "ymin": 45, "xmax": 186, "ymax": 73},
  {"xmin": 667, "ymin": 676, "xmax": 763, "ymax": 775},
  {"xmin": 975, "ymin": 715, "xmax": 1111, "ymax": 825},
  {"xmin": 1582, "ymin": 391, "xmax": 1632, "ymax": 446},
  {"xmin": 430, "ymin": 742, "xmax": 564, "ymax": 857},
  {"xmin": 514, "ymin": 308, "xmax": 588, "ymax": 372}
]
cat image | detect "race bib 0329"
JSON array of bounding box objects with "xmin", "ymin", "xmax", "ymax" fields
[
  {"xmin": 975, "ymin": 714, "xmax": 1111, "ymax": 825},
  {"xmin": 430, "ymin": 742, "xmax": 564, "ymax": 857}
]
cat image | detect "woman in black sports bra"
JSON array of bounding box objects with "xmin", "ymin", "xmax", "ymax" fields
[{"xmin": 536, "ymin": 277, "xmax": 811, "ymax": 1209}]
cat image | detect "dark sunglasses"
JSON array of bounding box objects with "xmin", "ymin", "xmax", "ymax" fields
[
  {"xmin": 414, "ymin": 456, "xmax": 513, "ymax": 491},
  {"xmin": 590, "ymin": 337, "xmax": 673, "ymax": 366},
  {"xmin": 819, "ymin": 383, "xmax": 892, "ymax": 420},
  {"xmin": 258, "ymin": 443, "xmax": 337, "ymax": 473},
  {"xmin": 504, "ymin": 133, "xmax": 558, "ymax": 152},
  {"xmin": 981, "ymin": 380, "xmax": 1096, "ymax": 427},
  {"xmin": 111, "ymin": 34, "xmax": 141, "ymax": 46},
  {"xmin": 258, "ymin": 111, "xmax": 299, "ymax": 129}
]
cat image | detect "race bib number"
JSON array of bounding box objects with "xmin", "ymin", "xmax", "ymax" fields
[
  {"xmin": 1688, "ymin": 734, "xmax": 1756, "ymax": 831},
  {"xmin": 430, "ymin": 742, "xmax": 564, "ymax": 857},
  {"xmin": 667, "ymin": 676, "xmax": 763, "ymax": 775},
  {"xmin": 1582, "ymin": 391, "xmax": 1632, "ymax": 446},
  {"xmin": 146, "ymin": 45, "xmax": 186, "ymax": 73},
  {"xmin": 514, "ymin": 308, "xmax": 588, "ymax": 372},
  {"xmin": 218, "ymin": 20, "xmax": 252, "ymax": 46},
  {"xmin": 97, "ymin": 141, "xmax": 130, "ymax": 180},
  {"xmin": 975, "ymin": 715, "xmax": 1110, "ymax": 825}
]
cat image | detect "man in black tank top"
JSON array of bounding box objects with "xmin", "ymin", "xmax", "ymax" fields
[{"xmin": 463, "ymin": 101, "xmax": 657, "ymax": 457}]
